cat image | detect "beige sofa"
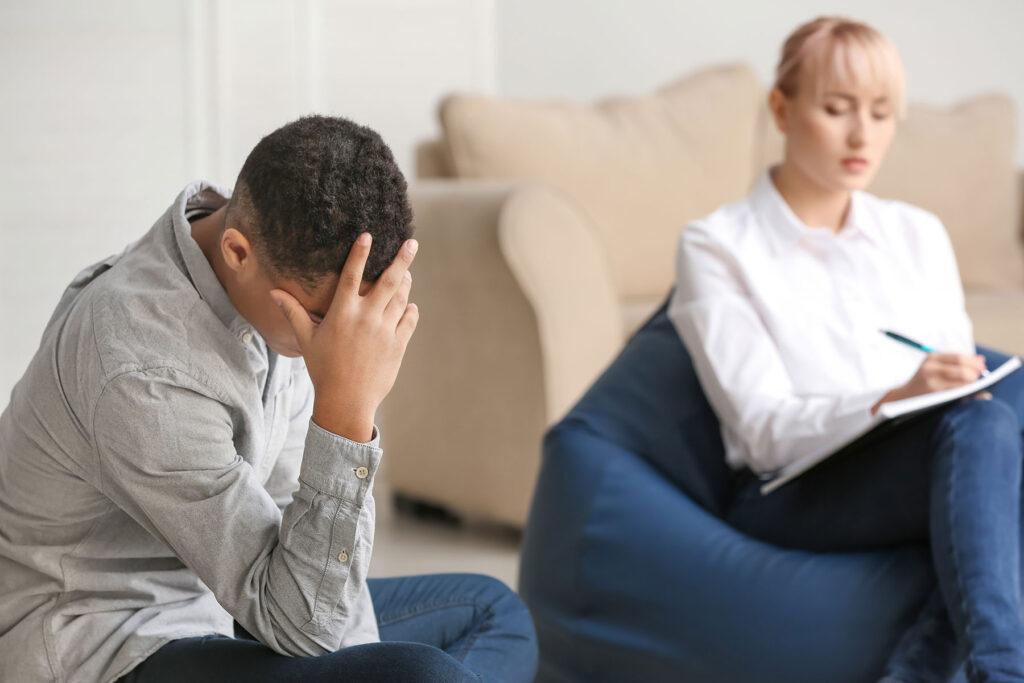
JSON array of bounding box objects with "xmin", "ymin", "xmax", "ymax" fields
[{"xmin": 378, "ymin": 63, "xmax": 1024, "ymax": 527}]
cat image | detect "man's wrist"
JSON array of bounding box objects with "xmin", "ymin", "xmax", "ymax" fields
[{"xmin": 312, "ymin": 401, "xmax": 376, "ymax": 443}]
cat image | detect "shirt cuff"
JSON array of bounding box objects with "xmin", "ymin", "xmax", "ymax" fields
[{"xmin": 298, "ymin": 420, "xmax": 382, "ymax": 503}]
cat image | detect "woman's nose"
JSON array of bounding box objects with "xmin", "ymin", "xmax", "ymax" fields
[{"xmin": 847, "ymin": 113, "xmax": 867, "ymax": 148}]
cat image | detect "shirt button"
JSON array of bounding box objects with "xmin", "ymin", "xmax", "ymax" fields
[
  {"xmin": 337, "ymin": 550, "xmax": 349, "ymax": 563},
  {"xmin": 354, "ymin": 466, "xmax": 369, "ymax": 479}
]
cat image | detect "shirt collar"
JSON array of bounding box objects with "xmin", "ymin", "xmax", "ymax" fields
[
  {"xmin": 843, "ymin": 190, "xmax": 882, "ymax": 245},
  {"xmin": 170, "ymin": 181, "xmax": 250, "ymax": 335},
  {"xmin": 750, "ymin": 169, "xmax": 882, "ymax": 252}
]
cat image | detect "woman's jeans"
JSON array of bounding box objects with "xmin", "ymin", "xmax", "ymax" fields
[
  {"xmin": 119, "ymin": 573, "xmax": 538, "ymax": 683},
  {"xmin": 728, "ymin": 351, "xmax": 1024, "ymax": 683}
]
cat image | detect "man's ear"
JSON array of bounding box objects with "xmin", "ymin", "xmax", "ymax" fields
[
  {"xmin": 220, "ymin": 228, "xmax": 256, "ymax": 276},
  {"xmin": 768, "ymin": 87, "xmax": 789, "ymax": 135}
]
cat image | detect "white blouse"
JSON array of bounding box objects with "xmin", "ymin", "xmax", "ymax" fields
[{"xmin": 669, "ymin": 171, "xmax": 974, "ymax": 474}]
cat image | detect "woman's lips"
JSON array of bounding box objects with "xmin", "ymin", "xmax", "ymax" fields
[{"xmin": 841, "ymin": 157, "xmax": 869, "ymax": 172}]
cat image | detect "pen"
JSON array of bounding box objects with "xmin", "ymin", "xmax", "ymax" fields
[
  {"xmin": 880, "ymin": 329, "xmax": 989, "ymax": 376},
  {"xmin": 880, "ymin": 330, "xmax": 936, "ymax": 353}
]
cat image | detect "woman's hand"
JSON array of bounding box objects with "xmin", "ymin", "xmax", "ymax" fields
[{"xmin": 872, "ymin": 353, "xmax": 987, "ymax": 415}]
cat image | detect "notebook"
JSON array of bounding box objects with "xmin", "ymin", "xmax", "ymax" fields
[{"xmin": 760, "ymin": 356, "xmax": 1023, "ymax": 495}]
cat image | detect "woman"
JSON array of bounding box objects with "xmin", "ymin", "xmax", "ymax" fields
[{"xmin": 669, "ymin": 17, "xmax": 1024, "ymax": 683}]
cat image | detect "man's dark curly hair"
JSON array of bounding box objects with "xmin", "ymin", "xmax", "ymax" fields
[{"xmin": 227, "ymin": 115, "xmax": 413, "ymax": 288}]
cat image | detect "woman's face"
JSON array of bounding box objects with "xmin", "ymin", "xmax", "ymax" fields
[{"xmin": 773, "ymin": 65, "xmax": 897, "ymax": 193}]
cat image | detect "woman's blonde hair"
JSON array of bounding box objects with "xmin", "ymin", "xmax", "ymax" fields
[{"xmin": 775, "ymin": 17, "xmax": 906, "ymax": 117}]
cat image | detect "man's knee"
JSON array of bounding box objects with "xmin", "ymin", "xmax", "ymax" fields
[
  {"xmin": 460, "ymin": 574, "xmax": 531, "ymax": 624},
  {"xmin": 462, "ymin": 574, "xmax": 538, "ymax": 667}
]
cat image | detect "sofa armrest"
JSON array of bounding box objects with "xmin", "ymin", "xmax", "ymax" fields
[
  {"xmin": 498, "ymin": 185, "xmax": 623, "ymax": 423},
  {"xmin": 1018, "ymin": 169, "xmax": 1024, "ymax": 242},
  {"xmin": 379, "ymin": 180, "xmax": 550, "ymax": 524},
  {"xmin": 379, "ymin": 180, "xmax": 624, "ymax": 525}
]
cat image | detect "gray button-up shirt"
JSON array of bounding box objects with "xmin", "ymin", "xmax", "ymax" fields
[{"xmin": 0, "ymin": 182, "xmax": 381, "ymax": 683}]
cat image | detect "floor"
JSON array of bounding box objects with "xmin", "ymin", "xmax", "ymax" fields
[{"xmin": 368, "ymin": 479, "xmax": 523, "ymax": 590}]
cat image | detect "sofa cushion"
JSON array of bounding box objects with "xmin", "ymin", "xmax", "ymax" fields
[
  {"xmin": 966, "ymin": 289, "xmax": 1024, "ymax": 355},
  {"xmin": 621, "ymin": 297, "xmax": 663, "ymax": 339},
  {"xmin": 757, "ymin": 95, "xmax": 1022, "ymax": 290},
  {"xmin": 439, "ymin": 64, "xmax": 763, "ymax": 302}
]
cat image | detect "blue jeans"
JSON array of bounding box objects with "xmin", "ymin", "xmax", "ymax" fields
[
  {"xmin": 119, "ymin": 573, "xmax": 538, "ymax": 683},
  {"xmin": 727, "ymin": 353, "xmax": 1024, "ymax": 683}
]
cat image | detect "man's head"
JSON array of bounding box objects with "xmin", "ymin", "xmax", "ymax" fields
[
  {"xmin": 207, "ymin": 115, "xmax": 414, "ymax": 357},
  {"xmin": 228, "ymin": 115, "xmax": 413, "ymax": 288}
]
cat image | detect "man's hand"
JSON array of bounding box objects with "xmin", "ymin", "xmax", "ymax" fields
[
  {"xmin": 270, "ymin": 233, "xmax": 419, "ymax": 442},
  {"xmin": 872, "ymin": 353, "xmax": 986, "ymax": 415}
]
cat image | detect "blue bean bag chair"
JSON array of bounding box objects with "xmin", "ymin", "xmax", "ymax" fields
[{"xmin": 518, "ymin": 301, "xmax": 991, "ymax": 682}]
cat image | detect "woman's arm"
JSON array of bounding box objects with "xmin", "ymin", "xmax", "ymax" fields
[
  {"xmin": 669, "ymin": 222, "xmax": 984, "ymax": 474},
  {"xmin": 668, "ymin": 225, "xmax": 885, "ymax": 473}
]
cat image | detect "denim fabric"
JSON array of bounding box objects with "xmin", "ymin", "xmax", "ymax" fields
[
  {"xmin": 118, "ymin": 573, "xmax": 538, "ymax": 683},
  {"xmin": 728, "ymin": 388, "xmax": 1024, "ymax": 682}
]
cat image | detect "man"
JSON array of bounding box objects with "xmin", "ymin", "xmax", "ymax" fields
[{"xmin": 0, "ymin": 116, "xmax": 537, "ymax": 682}]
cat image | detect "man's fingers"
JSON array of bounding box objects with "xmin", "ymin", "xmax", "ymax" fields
[
  {"xmin": 368, "ymin": 239, "xmax": 418, "ymax": 310},
  {"xmin": 270, "ymin": 289, "xmax": 314, "ymax": 347},
  {"xmin": 396, "ymin": 303, "xmax": 419, "ymax": 345},
  {"xmin": 335, "ymin": 233, "xmax": 373, "ymax": 304},
  {"xmin": 383, "ymin": 271, "xmax": 412, "ymax": 326}
]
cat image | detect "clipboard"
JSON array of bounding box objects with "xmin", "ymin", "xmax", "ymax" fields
[{"xmin": 760, "ymin": 356, "xmax": 1023, "ymax": 495}]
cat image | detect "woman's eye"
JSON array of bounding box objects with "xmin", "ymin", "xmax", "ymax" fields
[
  {"xmin": 824, "ymin": 104, "xmax": 845, "ymax": 116},
  {"xmin": 871, "ymin": 109, "xmax": 892, "ymax": 121}
]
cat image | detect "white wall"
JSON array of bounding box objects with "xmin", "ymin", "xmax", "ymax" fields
[
  {"xmin": 0, "ymin": 0, "xmax": 494, "ymax": 409},
  {"xmin": 2, "ymin": 0, "xmax": 1022, "ymax": 409},
  {"xmin": 498, "ymin": 0, "xmax": 1024, "ymax": 165}
]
